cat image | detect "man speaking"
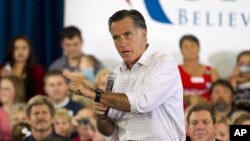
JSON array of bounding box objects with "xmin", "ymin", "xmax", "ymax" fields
[{"xmin": 64, "ymin": 9, "xmax": 185, "ymax": 141}]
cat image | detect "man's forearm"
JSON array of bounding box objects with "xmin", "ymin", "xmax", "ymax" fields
[
  {"xmin": 97, "ymin": 117, "xmax": 116, "ymax": 136},
  {"xmin": 85, "ymin": 89, "xmax": 131, "ymax": 112},
  {"xmin": 101, "ymin": 92, "xmax": 131, "ymax": 112}
]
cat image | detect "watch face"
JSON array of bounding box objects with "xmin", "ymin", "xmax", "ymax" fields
[{"xmin": 96, "ymin": 89, "xmax": 103, "ymax": 93}]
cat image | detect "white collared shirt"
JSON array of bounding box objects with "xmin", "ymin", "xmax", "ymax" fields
[{"xmin": 107, "ymin": 46, "xmax": 186, "ymax": 141}]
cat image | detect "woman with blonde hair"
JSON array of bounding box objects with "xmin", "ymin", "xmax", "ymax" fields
[
  {"xmin": 0, "ymin": 76, "xmax": 25, "ymax": 141},
  {"xmin": 215, "ymin": 117, "xmax": 231, "ymax": 141}
]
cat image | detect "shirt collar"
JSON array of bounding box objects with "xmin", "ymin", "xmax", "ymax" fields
[
  {"xmin": 54, "ymin": 97, "xmax": 70, "ymax": 109},
  {"xmin": 120, "ymin": 44, "xmax": 153, "ymax": 72}
]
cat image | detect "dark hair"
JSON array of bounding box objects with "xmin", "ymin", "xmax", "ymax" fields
[
  {"xmin": 60, "ymin": 26, "xmax": 82, "ymax": 41},
  {"xmin": 236, "ymin": 50, "xmax": 250, "ymax": 64},
  {"xmin": 187, "ymin": 104, "xmax": 216, "ymax": 124},
  {"xmin": 179, "ymin": 34, "xmax": 200, "ymax": 49},
  {"xmin": 44, "ymin": 69, "xmax": 64, "ymax": 83},
  {"xmin": 209, "ymin": 79, "xmax": 235, "ymax": 95},
  {"xmin": 5, "ymin": 36, "xmax": 37, "ymax": 74},
  {"xmin": 12, "ymin": 122, "xmax": 31, "ymax": 141},
  {"xmin": 108, "ymin": 9, "xmax": 147, "ymax": 31}
]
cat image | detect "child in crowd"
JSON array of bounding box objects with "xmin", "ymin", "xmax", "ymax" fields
[
  {"xmin": 54, "ymin": 108, "xmax": 74, "ymax": 138},
  {"xmin": 215, "ymin": 117, "xmax": 231, "ymax": 141}
]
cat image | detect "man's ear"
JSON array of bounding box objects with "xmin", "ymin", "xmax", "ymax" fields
[{"xmin": 141, "ymin": 29, "xmax": 147, "ymax": 39}]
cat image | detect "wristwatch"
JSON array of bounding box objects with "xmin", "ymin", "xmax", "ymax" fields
[{"xmin": 94, "ymin": 88, "xmax": 103, "ymax": 102}]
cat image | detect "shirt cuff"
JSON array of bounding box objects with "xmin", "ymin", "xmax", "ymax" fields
[{"xmin": 126, "ymin": 92, "xmax": 138, "ymax": 113}]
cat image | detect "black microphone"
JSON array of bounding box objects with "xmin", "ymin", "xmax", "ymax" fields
[{"xmin": 102, "ymin": 72, "xmax": 115, "ymax": 119}]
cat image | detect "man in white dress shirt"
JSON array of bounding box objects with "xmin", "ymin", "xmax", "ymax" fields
[{"xmin": 64, "ymin": 9, "xmax": 185, "ymax": 141}]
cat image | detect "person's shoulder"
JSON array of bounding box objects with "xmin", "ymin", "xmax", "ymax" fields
[
  {"xmin": 30, "ymin": 64, "xmax": 46, "ymax": 74},
  {"xmin": 21, "ymin": 135, "xmax": 32, "ymax": 141},
  {"xmin": 49, "ymin": 56, "xmax": 66, "ymax": 70},
  {"xmin": 32, "ymin": 64, "xmax": 45, "ymax": 70},
  {"xmin": 153, "ymin": 50, "xmax": 173, "ymax": 60},
  {"xmin": 0, "ymin": 64, "xmax": 4, "ymax": 69},
  {"xmin": 69, "ymin": 99, "xmax": 83, "ymax": 107},
  {"xmin": 150, "ymin": 50, "xmax": 177, "ymax": 65}
]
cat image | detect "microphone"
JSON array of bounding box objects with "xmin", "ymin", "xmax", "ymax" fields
[{"xmin": 102, "ymin": 72, "xmax": 115, "ymax": 119}]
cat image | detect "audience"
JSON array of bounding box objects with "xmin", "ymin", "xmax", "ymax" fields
[
  {"xmin": 229, "ymin": 50, "xmax": 250, "ymax": 112},
  {"xmin": 94, "ymin": 69, "xmax": 111, "ymax": 91},
  {"xmin": 230, "ymin": 110, "xmax": 250, "ymax": 123},
  {"xmin": 0, "ymin": 76, "xmax": 25, "ymax": 113},
  {"xmin": 0, "ymin": 76, "xmax": 25, "ymax": 141},
  {"xmin": 72, "ymin": 108, "xmax": 105, "ymax": 141},
  {"xmin": 54, "ymin": 108, "xmax": 74, "ymax": 138},
  {"xmin": 23, "ymin": 95, "xmax": 72, "ymax": 141},
  {"xmin": 178, "ymin": 35, "xmax": 219, "ymax": 108},
  {"xmin": 44, "ymin": 70, "xmax": 83, "ymax": 116},
  {"xmin": 0, "ymin": 107, "xmax": 12, "ymax": 141},
  {"xmin": 12, "ymin": 122, "xmax": 31, "ymax": 141},
  {"xmin": 9, "ymin": 103, "xmax": 27, "ymax": 126},
  {"xmin": 0, "ymin": 32, "xmax": 248, "ymax": 141},
  {"xmin": 78, "ymin": 55, "xmax": 95, "ymax": 84},
  {"xmin": 210, "ymin": 79, "xmax": 236, "ymax": 118},
  {"xmin": 0, "ymin": 36, "xmax": 45, "ymax": 100},
  {"xmin": 215, "ymin": 117, "xmax": 231, "ymax": 141},
  {"xmin": 186, "ymin": 104, "xmax": 218, "ymax": 141},
  {"xmin": 234, "ymin": 114, "xmax": 250, "ymax": 125},
  {"xmin": 49, "ymin": 26, "xmax": 103, "ymax": 75}
]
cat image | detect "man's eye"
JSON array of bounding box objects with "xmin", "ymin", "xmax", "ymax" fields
[
  {"xmin": 124, "ymin": 32, "xmax": 131, "ymax": 38},
  {"xmin": 203, "ymin": 121, "xmax": 210, "ymax": 125},
  {"xmin": 113, "ymin": 36, "xmax": 119, "ymax": 40},
  {"xmin": 191, "ymin": 122, "xmax": 198, "ymax": 125}
]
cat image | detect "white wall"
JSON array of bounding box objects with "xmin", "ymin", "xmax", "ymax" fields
[{"xmin": 64, "ymin": 0, "xmax": 250, "ymax": 78}]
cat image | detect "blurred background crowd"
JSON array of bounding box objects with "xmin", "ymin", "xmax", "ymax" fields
[
  {"xmin": 0, "ymin": 1, "xmax": 250, "ymax": 141},
  {"xmin": 0, "ymin": 26, "xmax": 249, "ymax": 141}
]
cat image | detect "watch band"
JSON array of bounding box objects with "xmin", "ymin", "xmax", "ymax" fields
[{"xmin": 94, "ymin": 89, "xmax": 103, "ymax": 102}]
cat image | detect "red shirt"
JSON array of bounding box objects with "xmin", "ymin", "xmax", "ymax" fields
[
  {"xmin": 178, "ymin": 65, "xmax": 213, "ymax": 100},
  {"xmin": 74, "ymin": 137, "xmax": 92, "ymax": 141},
  {"xmin": 0, "ymin": 108, "xmax": 12, "ymax": 141}
]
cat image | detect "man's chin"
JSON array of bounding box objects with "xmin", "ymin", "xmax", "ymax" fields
[
  {"xmin": 194, "ymin": 135, "xmax": 208, "ymax": 140},
  {"xmin": 35, "ymin": 125, "xmax": 50, "ymax": 131}
]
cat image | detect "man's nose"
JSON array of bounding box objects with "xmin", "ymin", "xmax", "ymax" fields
[
  {"xmin": 196, "ymin": 122, "xmax": 205, "ymax": 129},
  {"xmin": 118, "ymin": 37, "xmax": 127, "ymax": 47},
  {"xmin": 37, "ymin": 113, "xmax": 45, "ymax": 119}
]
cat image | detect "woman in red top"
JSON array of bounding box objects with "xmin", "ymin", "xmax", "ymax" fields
[
  {"xmin": 178, "ymin": 35, "xmax": 219, "ymax": 108},
  {"xmin": 0, "ymin": 36, "xmax": 45, "ymax": 101},
  {"xmin": 0, "ymin": 76, "xmax": 25, "ymax": 141}
]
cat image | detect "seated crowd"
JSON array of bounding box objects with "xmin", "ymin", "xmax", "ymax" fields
[{"xmin": 0, "ymin": 27, "xmax": 250, "ymax": 141}]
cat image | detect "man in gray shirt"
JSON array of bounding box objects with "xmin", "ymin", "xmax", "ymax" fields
[{"xmin": 49, "ymin": 26, "xmax": 103, "ymax": 75}]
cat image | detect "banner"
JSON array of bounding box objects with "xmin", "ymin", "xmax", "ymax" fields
[{"xmin": 65, "ymin": 0, "xmax": 250, "ymax": 78}]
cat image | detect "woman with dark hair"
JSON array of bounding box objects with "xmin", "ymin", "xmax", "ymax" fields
[
  {"xmin": 229, "ymin": 50, "xmax": 250, "ymax": 112},
  {"xmin": 178, "ymin": 34, "xmax": 219, "ymax": 108},
  {"xmin": 0, "ymin": 36, "xmax": 45, "ymax": 100}
]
